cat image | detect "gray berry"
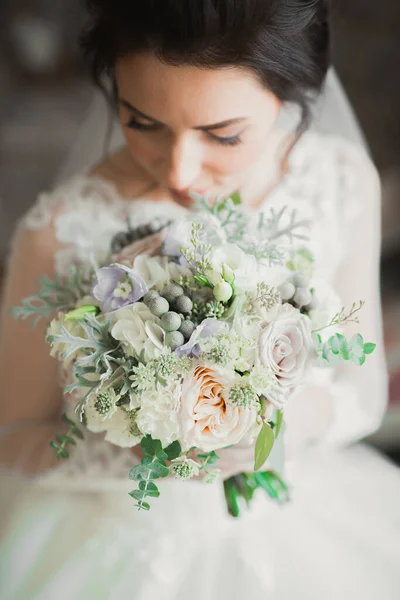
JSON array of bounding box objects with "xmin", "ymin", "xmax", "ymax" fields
[
  {"xmin": 143, "ymin": 290, "xmax": 159, "ymax": 306},
  {"xmin": 175, "ymin": 295, "xmax": 193, "ymax": 314},
  {"xmin": 279, "ymin": 282, "xmax": 296, "ymax": 301},
  {"xmin": 165, "ymin": 331, "xmax": 185, "ymax": 350},
  {"xmin": 293, "ymin": 273, "xmax": 310, "ymax": 288},
  {"xmin": 293, "ymin": 288, "xmax": 312, "ymax": 307},
  {"xmin": 149, "ymin": 296, "xmax": 169, "ymax": 317},
  {"xmin": 160, "ymin": 311, "xmax": 182, "ymax": 332},
  {"xmin": 161, "ymin": 283, "xmax": 184, "ymax": 303},
  {"xmin": 179, "ymin": 320, "xmax": 196, "ymax": 340}
]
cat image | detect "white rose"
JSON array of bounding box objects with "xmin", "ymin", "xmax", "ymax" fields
[
  {"xmin": 179, "ymin": 366, "xmax": 256, "ymax": 452},
  {"xmin": 111, "ymin": 303, "xmax": 165, "ymax": 360},
  {"xmin": 257, "ymin": 304, "xmax": 313, "ymax": 401},
  {"xmin": 136, "ymin": 381, "xmax": 182, "ymax": 445}
]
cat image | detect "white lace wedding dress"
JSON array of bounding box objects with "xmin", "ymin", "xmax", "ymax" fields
[{"xmin": 1, "ymin": 132, "xmax": 400, "ymax": 600}]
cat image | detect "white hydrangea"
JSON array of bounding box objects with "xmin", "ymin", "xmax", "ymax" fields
[{"xmin": 136, "ymin": 381, "xmax": 182, "ymax": 446}]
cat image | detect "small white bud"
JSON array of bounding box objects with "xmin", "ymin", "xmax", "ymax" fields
[
  {"xmin": 294, "ymin": 288, "xmax": 312, "ymax": 307},
  {"xmin": 279, "ymin": 282, "xmax": 296, "ymax": 301},
  {"xmin": 213, "ymin": 280, "xmax": 233, "ymax": 302},
  {"xmin": 222, "ymin": 263, "xmax": 235, "ymax": 284}
]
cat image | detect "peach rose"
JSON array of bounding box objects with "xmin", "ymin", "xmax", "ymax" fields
[{"xmin": 180, "ymin": 366, "xmax": 256, "ymax": 452}]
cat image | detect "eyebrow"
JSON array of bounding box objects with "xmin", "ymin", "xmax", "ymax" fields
[{"xmin": 119, "ymin": 98, "xmax": 247, "ymax": 131}]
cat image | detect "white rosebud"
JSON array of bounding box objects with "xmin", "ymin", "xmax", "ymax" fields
[
  {"xmin": 279, "ymin": 282, "xmax": 296, "ymax": 301},
  {"xmin": 293, "ymin": 287, "xmax": 312, "ymax": 307},
  {"xmin": 222, "ymin": 263, "xmax": 235, "ymax": 284},
  {"xmin": 213, "ymin": 280, "xmax": 233, "ymax": 302},
  {"xmin": 293, "ymin": 272, "xmax": 310, "ymax": 288}
]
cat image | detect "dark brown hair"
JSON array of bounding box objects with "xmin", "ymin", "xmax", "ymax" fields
[{"xmin": 81, "ymin": 0, "xmax": 330, "ymax": 155}]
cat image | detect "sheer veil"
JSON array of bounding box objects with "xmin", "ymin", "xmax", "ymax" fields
[{"xmin": 55, "ymin": 68, "xmax": 368, "ymax": 185}]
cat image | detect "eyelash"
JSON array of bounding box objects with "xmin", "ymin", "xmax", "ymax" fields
[{"xmin": 126, "ymin": 117, "xmax": 242, "ymax": 147}]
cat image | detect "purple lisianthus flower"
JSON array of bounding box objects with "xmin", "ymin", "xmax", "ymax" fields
[
  {"xmin": 92, "ymin": 263, "xmax": 148, "ymax": 312},
  {"xmin": 176, "ymin": 318, "xmax": 230, "ymax": 358}
]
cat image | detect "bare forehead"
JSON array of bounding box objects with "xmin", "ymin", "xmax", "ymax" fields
[{"xmin": 115, "ymin": 53, "xmax": 271, "ymax": 126}]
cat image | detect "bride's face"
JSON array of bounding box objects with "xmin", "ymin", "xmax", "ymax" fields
[{"xmin": 115, "ymin": 53, "xmax": 282, "ymax": 206}]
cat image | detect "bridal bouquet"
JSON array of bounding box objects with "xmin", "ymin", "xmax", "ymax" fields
[{"xmin": 14, "ymin": 195, "xmax": 375, "ymax": 516}]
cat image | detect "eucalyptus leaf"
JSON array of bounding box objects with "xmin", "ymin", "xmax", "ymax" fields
[
  {"xmin": 137, "ymin": 501, "xmax": 151, "ymax": 511},
  {"xmin": 129, "ymin": 489, "xmax": 146, "ymax": 501},
  {"xmin": 254, "ymin": 423, "xmax": 275, "ymax": 471},
  {"xmin": 141, "ymin": 436, "xmax": 162, "ymax": 457},
  {"xmin": 147, "ymin": 462, "xmax": 170, "ymax": 479},
  {"xmin": 164, "ymin": 440, "xmax": 181, "ymax": 461},
  {"xmin": 363, "ymin": 343, "xmax": 376, "ymax": 355}
]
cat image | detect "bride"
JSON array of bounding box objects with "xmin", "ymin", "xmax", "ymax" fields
[{"xmin": 1, "ymin": 1, "xmax": 399, "ymax": 598}]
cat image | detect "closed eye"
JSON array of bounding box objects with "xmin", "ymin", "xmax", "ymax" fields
[
  {"xmin": 126, "ymin": 116, "xmax": 243, "ymax": 146},
  {"xmin": 126, "ymin": 117, "xmax": 161, "ymax": 131},
  {"xmin": 210, "ymin": 133, "xmax": 242, "ymax": 146}
]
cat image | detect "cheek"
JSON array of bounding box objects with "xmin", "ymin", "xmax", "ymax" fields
[{"xmin": 122, "ymin": 129, "xmax": 162, "ymax": 170}]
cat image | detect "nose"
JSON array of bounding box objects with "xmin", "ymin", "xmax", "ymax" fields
[{"xmin": 165, "ymin": 133, "xmax": 202, "ymax": 192}]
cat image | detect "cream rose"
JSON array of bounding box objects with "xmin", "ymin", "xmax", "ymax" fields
[
  {"xmin": 257, "ymin": 304, "xmax": 313, "ymax": 403},
  {"xmin": 180, "ymin": 366, "xmax": 255, "ymax": 452},
  {"xmin": 136, "ymin": 381, "xmax": 182, "ymax": 445}
]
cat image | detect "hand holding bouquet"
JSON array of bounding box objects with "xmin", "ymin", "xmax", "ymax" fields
[{"xmin": 15, "ymin": 195, "xmax": 375, "ymax": 516}]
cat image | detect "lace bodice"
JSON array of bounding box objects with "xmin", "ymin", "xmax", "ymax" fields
[{"xmin": 1, "ymin": 132, "xmax": 388, "ymax": 489}]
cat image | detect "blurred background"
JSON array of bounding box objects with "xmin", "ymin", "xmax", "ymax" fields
[{"xmin": 0, "ymin": 1, "xmax": 399, "ymax": 459}]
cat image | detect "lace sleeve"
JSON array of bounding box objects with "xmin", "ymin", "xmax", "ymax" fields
[
  {"xmin": 0, "ymin": 191, "xmax": 66, "ymax": 475},
  {"xmin": 284, "ymin": 138, "xmax": 388, "ymax": 456},
  {"xmin": 0, "ymin": 178, "xmax": 139, "ymax": 488}
]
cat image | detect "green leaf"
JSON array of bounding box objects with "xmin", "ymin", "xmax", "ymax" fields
[
  {"xmin": 350, "ymin": 333, "xmax": 364, "ymax": 350},
  {"xmin": 141, "ymin": 435, "xmax": 160, "ymax": 456},
  {"xmin": 72, "ymin": 427, "xmax": 84, "ymax": 440},
  {"xmin": 254, "ymin": 423, "xmax": 275, "ymax": 471},
  {"xmin": 197, "ymin": 450, "xmax": 220, "ymax": 465},
  {"xmin": 275, "ymin": 410, "xmax": 283, "ymax": 439},
  {"xmin": 336, "ymin": 334, "xmax": 351, "ymax": 360},
  {"xmin": 193, "ymin": 274, "xmax": 213, "ymax": 288},
  {"xmin": 164, "ymin": 440, "xmax": 181, "ymax": 461},
  {"xmin": 62, "ymin": 414, "xmax": 76, "ymax": 427},
  {"xmin": 253, "ymin": 471, "xmax": 290, "ymax": 504},
  {"xmin": 147, "ymin": 461, "xmax": 170, "ymax": 479},
  {"xmin": 229, "ymin": 191, "xmax": 242, "ymax": 206},
  {"xmin": 137, "ymin": 501, "xmax": 151, "ymax": 511},
  {"xmin": 138, "ymin": 481, "xmax": 160, "ymax": 497},
  {"xmin": 223, "ymin": 478, "xmax": 241, "ymax": 518},
  {"xmin": 129, "ymin": 489, "xmax": 146, "ymax": 501},
  {"xmin": 328, "ymin": 335, "xmax": 340, "ymax": 355},
  {"xmin": 363, "ymin": 343, "xmax": 376, "ymax": 355},
  {"xmin": 351, "ymin": 354, "xmax": 366, "ymax": 367},
  {"xmin": 64, "ymin": 304, "xmax": 100, "ymax": 321},
  {"xmin": 129, "ymin": 464, "xmax": 149, "ymax": 481}
]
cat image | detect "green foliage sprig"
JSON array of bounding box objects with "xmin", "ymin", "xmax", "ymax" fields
[
  {"xmin": 12, "ymin": 266, "xmax": 93, "ymax": 327},
  {"xmin": 128, "ymin": 436, "xmax": 181, "ymax": 511},
  {"xmin": 50, "ymin": 414, "xmax": 84, "ymax": 459},
  {"xmin": 312, "ymin": 301, "xmax": 366, "ymax": 334},
  {"xmin": 315, "ymin": 332, "xmax": 375, "ymax": 367}
]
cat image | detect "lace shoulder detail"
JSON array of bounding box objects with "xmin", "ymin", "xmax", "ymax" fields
[
  {"xmin": 267, "ymin": 132, "xmax": 379, "ymax": 280},
  {"xmin": 18, "ymin": 174, "xmax": 185, "ymax": 276}
]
